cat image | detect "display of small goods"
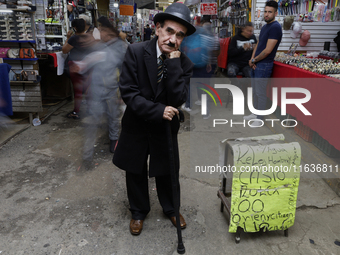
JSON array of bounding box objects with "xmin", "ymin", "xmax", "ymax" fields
[
  {"xmin": 276, "ymin": 2, "xmax": 340, "ymax": 22},
  {"xmin": 218, "ymin": 0, "xmax": 250, "ymax": 27},
  {"xmin": 252, "ymin": 3, "xmax": 340, "ymax": 31},
  {"xmin": 0, "ymin": 0, "xmax": 34, "ymax": 10},
  {"xmin": 0, "ymin": 12, "xmax": 33, "ymax": 40},
  {"xmin": 275, "ymin": 52, "xmax": 340, "ymax": 75},
  {"xmin": 9, "ymin": 69, "xmax": 40, "ymax": 81}
]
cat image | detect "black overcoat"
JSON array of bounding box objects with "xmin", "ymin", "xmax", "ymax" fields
[{"xmin": 113, "ymin": 36, "xmax": 194, "ymax": 177}]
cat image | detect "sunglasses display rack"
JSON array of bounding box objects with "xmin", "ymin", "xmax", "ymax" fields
[
  {"xmin": 0, "ymin": 9, "xmax": 43, "ymax": 124},
  {"xmin": 0, "ymin": 12, "xmax": 34, "ymax": 41}
]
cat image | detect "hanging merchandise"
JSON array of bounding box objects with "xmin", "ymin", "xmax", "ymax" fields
[
  {"xmin": 218, "ymin": 0, "xmax": 251, "ymax": 37},
  {"xmin": 299, "ymin": 29, "xmax": 311, "ymax": 46},
  {"xmin": 283, "ymin": 15, "xmax": 294, "ymax": 29},
  {"xmin": 290, "ymin": 22, "xmax": 302, "ymax": 38},
  {"xmin": 78, "ymin": 0, "xmax": 86, "ymax": 14},
  {"xmin": 86, "ymin": 0, "xmax": 94, "ymax": 10}
]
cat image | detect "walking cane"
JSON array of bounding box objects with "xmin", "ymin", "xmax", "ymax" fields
[{"xmin": 166, "ymin": 109, "xmax": 185, "ymax": 254}]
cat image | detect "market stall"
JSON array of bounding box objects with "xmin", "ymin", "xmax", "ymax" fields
[
  {"xmin": 35, "ymin": 0, "xmax": 99, "ymax": 99},
  {"xmin": 266, "ymin": 60, "xmax": 340, "ymax": 155},
  {"xmin": 0, "ymin": 6, "xmax": 42, "ymax": 123}
]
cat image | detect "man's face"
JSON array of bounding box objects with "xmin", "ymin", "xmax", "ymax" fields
[
  {"xmin": 156, "ymin": 20, "xmax": 187, "ymax": 54},
  {"xmin": 242, "ymin": 26, "xmax": 254, "ymax": 38},
  {"xmin": 264, "ymin": 6, "xmax": 277, "ymax": 23}
]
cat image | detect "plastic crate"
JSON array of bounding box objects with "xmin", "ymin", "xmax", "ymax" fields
[
  {"xmin": 294, "ymin": 122, "xmax": 314, "ymax": 142},
  {"xmin": 312, "ymin": 132, "xmax": 340, "ymax": 158}
]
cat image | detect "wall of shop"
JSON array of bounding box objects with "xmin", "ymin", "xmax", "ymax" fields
[
  {"xmin": 97, "ymin": 0, "xmax": 110, "ymax": 17},
  {"xmin": 253, "ymin": 0, "xmax": 340, "ymax": 53}
]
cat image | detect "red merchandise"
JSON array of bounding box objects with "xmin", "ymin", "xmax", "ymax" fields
[
  {"xmin": 267, "ymin": 61, "xmax": 340, "ymax": 150},
  {"xmin": 0, "ymin": 48, "xmax": 10, "ymax": 58},
  {"xmin": 19, "ymin": 48, "xmax": 35, "ymax": 58},
  {"xmin": 217, "ymin": 37, "xmax": 230, "ymax": 69}
]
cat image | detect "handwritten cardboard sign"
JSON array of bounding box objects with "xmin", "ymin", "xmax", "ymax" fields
[{"xmin": 229, "ymin": 140, "xmax": 301, "ymax": 233}]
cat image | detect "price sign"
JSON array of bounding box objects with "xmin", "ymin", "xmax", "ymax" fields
[{"xmin": 200, "ymin": 3, "xmax": 217, "ymax": 15}]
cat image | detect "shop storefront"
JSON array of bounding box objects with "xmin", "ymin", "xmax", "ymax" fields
[{"xmin": 216, "ymin": 0, "xmax": 340, "ymax": 157}]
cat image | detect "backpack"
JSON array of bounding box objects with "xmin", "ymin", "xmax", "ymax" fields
[{"xmin": 19, "ymin": 48, "xmax": 35, "ymax": 58}]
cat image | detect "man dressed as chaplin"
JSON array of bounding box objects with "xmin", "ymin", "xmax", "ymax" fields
[{"xmin": 113, "ymin": 3, "xmax": 195, "ymax": 235}]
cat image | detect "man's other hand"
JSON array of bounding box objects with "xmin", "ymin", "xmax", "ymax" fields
[
  {"xmin": 168, "ymin": 51, "xmax": 181, "ymax": 59},
  {"xmin": 249, "ymin": 60, "xmax": 256, "ymax": 70},
  {"xmin": 163, "ymin": 106, "xmax": 179, "ymax": 121}
]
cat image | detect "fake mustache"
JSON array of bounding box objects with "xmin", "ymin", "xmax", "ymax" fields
[{"xmin": 167, "ymin": 42, "xmax": 175, "ymax": 48}]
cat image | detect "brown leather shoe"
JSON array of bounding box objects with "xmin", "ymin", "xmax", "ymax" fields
[
  {"xmin": 170, "ymin": 214, "xmax": 186, "ymax": 229},
  {"xmin": 130, "ymin": 219, "xmax": 143, "ymax": 235}
]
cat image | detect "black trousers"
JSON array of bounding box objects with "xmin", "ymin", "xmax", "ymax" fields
[{"xmin": 126, "ymin": 164, "xmax": 180, "ymax": 220}]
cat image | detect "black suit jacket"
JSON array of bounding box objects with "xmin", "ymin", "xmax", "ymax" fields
[{"xmin": 113, "ymin": 37, "xmax": 194, "ymax": 177}]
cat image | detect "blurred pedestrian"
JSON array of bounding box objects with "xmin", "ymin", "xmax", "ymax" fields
[
  {"xmin": 79, "ymin": 14, "xmax": 100, "ymax": 40},
  {"xmin": 78, "ymin": 17, "xmax": 127, "ymax": 167},
  {"xmin": 133, "ymin": 32, "xmax": 141, "ymax": 43},
  {"xmin": 144, "ymin": 24, "xmax": 152, "ymax": 41},
  {"xmin": 180, "ymin": 15, "xmax": 219, "ymax": 117},
  {"xmin": 62, "ymin": 18, "xmax": 94, "ymax": 119}
]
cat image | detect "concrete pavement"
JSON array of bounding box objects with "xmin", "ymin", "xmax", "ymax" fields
[{"xmin": 0, "ymin": 98, "xmax": 339, "ymax": 255}]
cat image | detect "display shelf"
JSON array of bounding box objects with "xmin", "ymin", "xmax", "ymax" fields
[
  {"xmin": 313, "ymin": 132, "xmax": 340, "ymax": 158},
  {"xmin": 294, "ymin": 121, "xmax": 314, "ymax": 142},
  {"xmin": 10, "ymin": 80, "xmax": 39, "ymax": 84},
  {"xmin": 0, "ymin": 7, "xmax": 36, "ymax": 13},
  {"xmin": 44, "ymin": 23, "xmax": 63, "ymax": 25},
  {"xmin": 0, "ymin": 40, "xmax": 36, "ymax": 44},
  {"xmin": 45, "ymin": 35, "xmax": 64, "ymax": 38},
  {"xmin": 0, "ymin": 14, "xmax": 42, "ymax": 124},
  {"xmin": 3, "ymin": 58, "xmax": 38, "ymax": 61}
]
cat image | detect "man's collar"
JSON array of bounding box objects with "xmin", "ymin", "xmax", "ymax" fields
[{"xmin": 156, "ymin": 40, "xmax": 162, "ymax": 58}]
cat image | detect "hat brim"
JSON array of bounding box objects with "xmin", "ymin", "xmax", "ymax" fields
[{"xmin": 154, "ymin": 13, "xmax": 196, "ymax": 36}]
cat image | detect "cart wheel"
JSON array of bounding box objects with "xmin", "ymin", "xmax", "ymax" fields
[
  {"xmin": 235, "ymin": 234, "xmax": 240, "ymax": 244},
  {"xmin": 235, "ymin": 227, "xmax": 241, "ymax": 244},
  {"xmin": 284, "ymin": 229, "xmax": 288, "ymax": 237}
]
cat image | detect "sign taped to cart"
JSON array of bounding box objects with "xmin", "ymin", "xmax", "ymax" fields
[{"xmin": 229, "ymin": 141, "xmax": 301, "ymax": 233}]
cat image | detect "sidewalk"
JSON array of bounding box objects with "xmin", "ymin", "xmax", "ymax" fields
[{"xmin": 0, "ymin": 99, "xmax": 339, "ymax": 254}]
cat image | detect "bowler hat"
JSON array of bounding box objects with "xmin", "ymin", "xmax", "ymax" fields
[{"xmin": 153, "ymin": 3, "xmax": 196, "ymax": 36}]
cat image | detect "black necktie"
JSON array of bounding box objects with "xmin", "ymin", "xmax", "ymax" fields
[{"xmin": 157, "ymin": 54, "xmax": 166, "ymax": 84}]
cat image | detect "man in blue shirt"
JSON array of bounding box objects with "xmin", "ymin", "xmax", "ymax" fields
[{"xmin": 244, "ymin": 0, "xmax": 282, "ymax": 127}]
